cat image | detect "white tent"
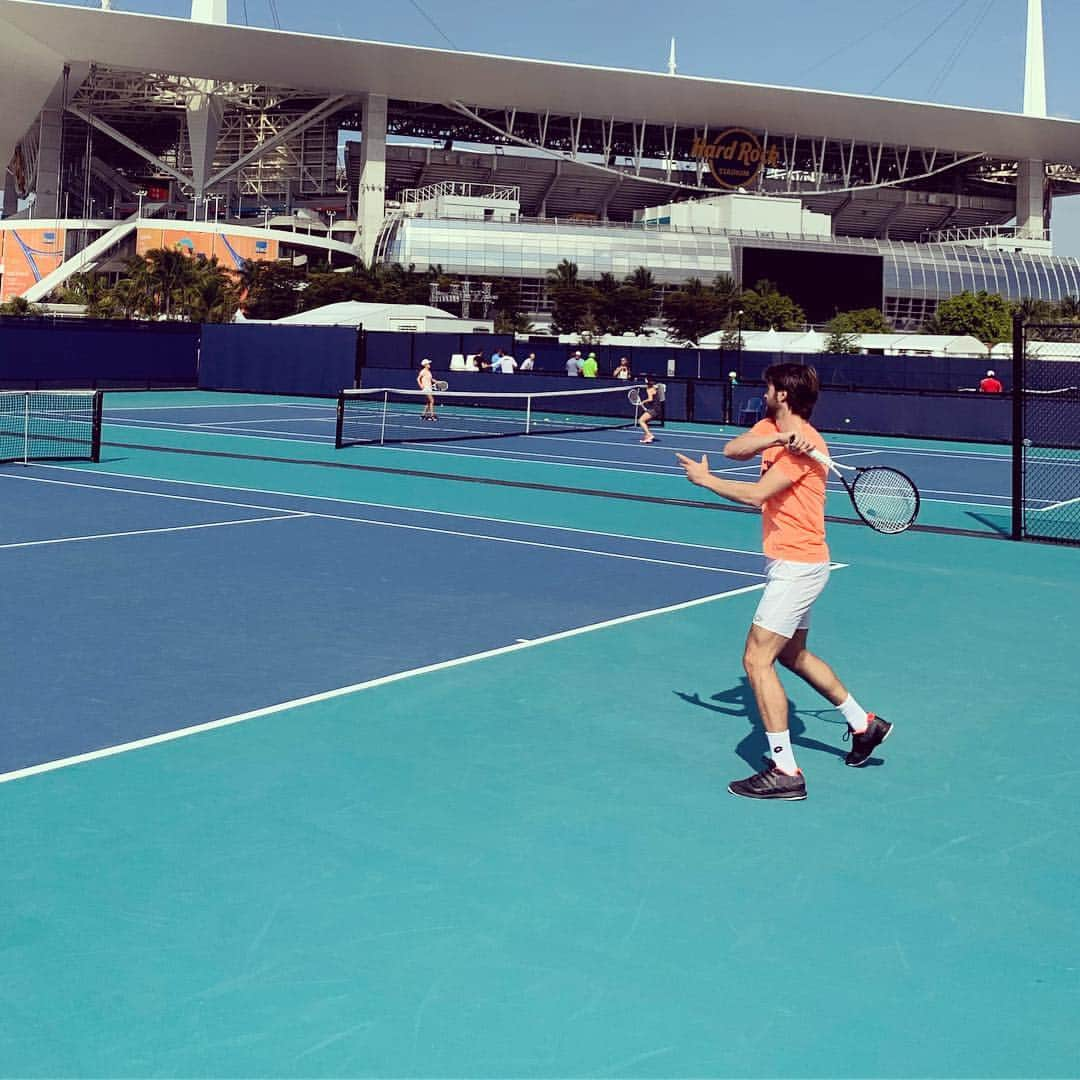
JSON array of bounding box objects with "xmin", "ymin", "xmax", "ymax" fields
[{"xmin": 265, "ymin": 301, "xmax": 493, "ymax": 333}]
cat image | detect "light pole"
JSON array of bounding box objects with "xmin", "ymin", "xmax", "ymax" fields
[
  {"xmin": 260, "ymin": 205, "xmax": 272, "ymax": 230},
  {"xmin": 191, "ymin": 194, "xmax": 202, "ymax": 221},
  {"xmin": 211, "ymin": 194, "xmax": 224, "ymax": 224},
  {"xmin": 736, "ymin": 308, "xmax": 744, "ymax": 381},
  {"xmin": 327, "ymin": 210, "xmax": 336, "ymax": 231},
  {"xmin": 134, "ymin": 188, "xmax": 147, "ymax": 219}
]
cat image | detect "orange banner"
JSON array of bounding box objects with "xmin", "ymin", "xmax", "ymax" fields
[
  {"xmin": 135, "ymin": 228, "xmax": 279, "ymax": 269},
  {"xmin": 0, "ymin": 227, "xmax": 67, "ymax": 300}
]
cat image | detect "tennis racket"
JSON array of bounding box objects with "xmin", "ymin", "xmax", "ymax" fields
[
  {"xmin": 808, "ymin": 449, "xmax": 920, "ymax": 534},
  {"xmin": 433, "ymin": 380, "xmax": 449, "ymax": 392},
  {"xmin": 627, "ymin": 388, "xmax": 642, "ymax": 406}
]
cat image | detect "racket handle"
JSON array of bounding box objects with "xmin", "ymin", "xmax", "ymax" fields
[{"xmin": 808, "ymin": 448, "xmax": 841, "ymax": 475}]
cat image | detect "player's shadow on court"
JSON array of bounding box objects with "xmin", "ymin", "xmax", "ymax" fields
[{"xmin": 673, "ymin": 678, "xmax": 882, "ymax": 769}]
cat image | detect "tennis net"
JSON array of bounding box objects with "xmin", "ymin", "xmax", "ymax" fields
[
  {"xmin": 335, "ymin": 384, "xmax": 647, "ymax": 446},
  {"xmin": 0, "ymin": 390, "xmax": 103, "ymax": 464}
]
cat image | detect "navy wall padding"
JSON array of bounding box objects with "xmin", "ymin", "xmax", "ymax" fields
[
  {"xmin": 721, "ymin": 383, "xmax": 1011, "ymax": 442},
  {"xmin": 0, "ymin": 317, "xmax": 198, "ymax": 389},
  {"xmin": 363, "ymin": 331, "xmax": 412, "ymax": 370},
  {"xmin": 199, "ymin": 324, "xmax": 357, "ymax": 396},
  {"xmin": 362, "ymin": 332, "xmax": 514, "ymax": 371}
]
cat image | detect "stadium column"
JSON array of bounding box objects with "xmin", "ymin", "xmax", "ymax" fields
[
  {"xmin": 358, "ymin": 94, "xmax": 388, "ymax": 266},
  {"xmin": 1016, "ymin": 160, "xmax": 1046, "ymax": 239},
  {"xmin": 185, "ymin": 89, "xmax": 224, "ymax": 201}
]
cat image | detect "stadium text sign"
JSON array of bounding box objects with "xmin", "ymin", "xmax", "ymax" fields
[{"xmin": 691, "ymin": 129, "xmax": 780, "ymax": 189}]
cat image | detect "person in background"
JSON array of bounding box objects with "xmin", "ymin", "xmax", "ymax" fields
[
  {"xmin": 498, "ymin": 351, "xmax": 518, "ymax": 374},
  {"xmin": 581, "ymin": 352, "xmax": 599, "ymax": 378},
  {"xmin": 566, "ymin": 349, "xmax": 583, "ymax": 376},
  {"xmin": 472, "ymin": 352, "xmax": 490, "ymax": 372},
  {"xmin": 979, "ymin": 369, "xmax": 1003, "ymax": 393},
  {"xmin": 417, "ymin": 358, "xmax": 437, "ymax": 421},
  {"xmin": 519, "ymin": 352, "xmax": 536, "ymax": 372},
  {"xmin": 613, "ymin": 357, "xmax": 631, "ymax": 380},
  {"xmin": 637, "ymin": 374, "xmax": 661, "ymax": 444}
]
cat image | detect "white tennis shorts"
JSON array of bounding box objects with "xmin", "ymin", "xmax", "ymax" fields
[{"xmin": 752, "ymin": 559, "xmax": 831, "ymax": 639}]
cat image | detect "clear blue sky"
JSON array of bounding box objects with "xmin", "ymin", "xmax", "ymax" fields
[{"xmin": 66, "ymin": 0, "xmax": 1080, "ymax": 254}]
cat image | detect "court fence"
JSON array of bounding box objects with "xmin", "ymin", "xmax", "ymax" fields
[{"xmin": 1014, "ymin": 318, "xmax": 1080, "ymax": 545}]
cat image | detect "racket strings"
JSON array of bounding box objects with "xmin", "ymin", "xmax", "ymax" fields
[{"xmin": 850, "ymin": 467, "xmax": 919, "ymax": 533}]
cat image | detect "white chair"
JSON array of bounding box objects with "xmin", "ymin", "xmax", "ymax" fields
[{"xmin": 450, "ymin": 353, "xmax": 467, "ymax": 371}]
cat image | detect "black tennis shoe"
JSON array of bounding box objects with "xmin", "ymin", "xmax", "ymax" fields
[
  {"xmin": 728, "ymin": 763, "xmax": 807, "ymax": 801},
  {"xmin": 843, "ymin": 714, "xmax": 892, "ymax": 767}
]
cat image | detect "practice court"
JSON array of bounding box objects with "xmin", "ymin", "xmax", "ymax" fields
[{"xmin": 2, "ymin": 392, "xmax": 1077, "ymax": 1078}]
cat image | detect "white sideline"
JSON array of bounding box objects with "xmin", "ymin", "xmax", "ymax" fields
[
  {"xmin": 0, "ymin": 583, "xmax": 767, "ymax": 787},
  {"xmin": 0, "ymin": 472, "xmax": 765, "ymax": 575},
  {"xmin": 28, "ymin": 464, "xmax": 771, "ymax": 556},
  {"xmin": 0, "ymin": 513, "xmax": 309, "ymax": 550}
]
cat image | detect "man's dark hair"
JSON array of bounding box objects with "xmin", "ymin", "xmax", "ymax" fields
[{"xmin": 764, "ymin": 363, "xmax": 819, "ymax": 419}]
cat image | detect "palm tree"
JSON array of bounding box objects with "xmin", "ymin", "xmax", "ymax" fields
[
  {"xmin": 142, "ymin": 247, "xmax": 198, "ymax": 318},
  {"xmin": 546, "ymin": 259, "xmax": 580, "ymax": 289},
  {"xmin": 180, "ymin": 255, "xmax": 241, "ymax": 322}
]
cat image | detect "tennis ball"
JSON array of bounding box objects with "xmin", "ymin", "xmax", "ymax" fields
[{"xmin": 844, "ymin": 417, "xmax": 851, "ymax": 424}]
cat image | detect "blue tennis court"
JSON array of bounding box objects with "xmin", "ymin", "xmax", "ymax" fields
[{"xmin": 3, "ymin": 390, "xmax": 1078, "ymax": 1078}]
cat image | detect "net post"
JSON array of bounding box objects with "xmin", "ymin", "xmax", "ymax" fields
[
  {"xmin": 334, "ymin": 392, "xmax": 346, "ymax": 448},
  {"xmin": 379, "ymin": 391, "xmax": 389, "ymax": 445},
  {"xmin": 90, "ymin": 390, "xmax": 103, "ymax": 462},
  {"xmin": 1011, "ymin": 312, "xmax": 1025, "ymax": 541},
  {"xmin": 22, "ymin": 391, "xmax": 30, "ymax": 466},
  {"xmin": 525, "ymin": 395, "xmax": 532, "ymax": 434}
]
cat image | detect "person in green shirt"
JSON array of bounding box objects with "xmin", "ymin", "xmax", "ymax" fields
[{"xmin": 581, "ymin": 352, "xmax": 599, "ymax": 378}]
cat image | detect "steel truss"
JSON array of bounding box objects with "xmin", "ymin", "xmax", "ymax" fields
[{"xmin": 60, "ymin": 65, "xmax": 351, "ymax": 209}]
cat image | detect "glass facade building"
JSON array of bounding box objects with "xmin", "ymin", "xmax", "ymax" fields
[{"xmin": 386, "ymin": 216, "xmax": 1080, "ymax": 329}]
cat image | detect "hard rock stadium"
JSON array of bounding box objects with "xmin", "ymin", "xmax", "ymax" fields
[{"xmin": 1, "ymin": 0, "xmax": 1079, "ymax": 328}]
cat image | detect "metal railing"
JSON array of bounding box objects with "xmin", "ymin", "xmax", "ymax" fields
[
  {"xmin": 401, "ymin": 181, "xmax": 521, "ymax": 205},
  {"xmin": 922, "ymin": 224, "xmax": 1052, "ymax": 244}
]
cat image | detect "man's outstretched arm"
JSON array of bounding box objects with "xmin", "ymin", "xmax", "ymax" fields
[{"xmin": 676, "ymin": 453, "xmax": 797, "ymax": 508}]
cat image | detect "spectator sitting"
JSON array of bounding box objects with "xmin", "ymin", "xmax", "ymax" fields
[
  {"xmin": 612, "ymin": 357, "xmax": 631, "ymax": 380},
  {"xmin": 979, "ymin": 369, "xmax": 1003, "ymax": 393},
  {"xmin": 472, "ymin": 352, "xmax": 491, "ymax": 372},
  {"xmin": 519, "ymin": 352, "xmax": 536, "ymax": 372},
  {"xmin": 566, "ymin": 349, "xmax": 583, "ymax": 376},
  {"xmin": 498, "ymin": 351, "xmax": 518, "ymax": 374},
  {"xmin": 581, "ymin": 352, "xmax": 599, "ymax": 378}
]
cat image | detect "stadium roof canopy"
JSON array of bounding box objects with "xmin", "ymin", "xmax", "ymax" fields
[{"xmin": 3, "ymin": 0, "xmax": 1080, "ymax": 167}]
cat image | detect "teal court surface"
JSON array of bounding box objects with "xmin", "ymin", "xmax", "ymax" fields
[{"xmin": 2, "ymin": 391, "xmax": 1078, "ymax": 1078}]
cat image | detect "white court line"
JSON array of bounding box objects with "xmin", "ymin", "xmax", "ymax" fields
[
  {"xmin": 1, "ymin": 472, "xmax": 766, "ymax": 576},
  {"xmin": 0, "ymin": 582, "xmax": 770, "ymax": 787},
  {"xmin": 196, "ymin": 416, "xmax": 336, "ymax": 428},
  {"xmin": 34, "ymin": 464, "xmax": 770, "ymax": 557},
  {"xmin": 1031, "ymin": 494, "xmax": 1080, "ymax": 513},
  {"xmin": 0, "ymin": 513, "xmax": 309, "ymax": 550},
  {"xmin": 108, "ymin": 402, "xmax": 329, "ymax": 412}
]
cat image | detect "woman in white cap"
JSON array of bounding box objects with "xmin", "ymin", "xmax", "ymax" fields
[{"xmin": 417, "ymin": 358, "xmax": 437, "ymax": 420}]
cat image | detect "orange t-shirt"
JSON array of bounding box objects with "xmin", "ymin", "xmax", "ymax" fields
[{"xmin": 750, "ymin": 418, "xmax": 830, "ymax": 563}]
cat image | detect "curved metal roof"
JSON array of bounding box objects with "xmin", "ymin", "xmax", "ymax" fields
[{"xmin": 2, "ymin": 0, "xmax": 1080, "ymax": 164}]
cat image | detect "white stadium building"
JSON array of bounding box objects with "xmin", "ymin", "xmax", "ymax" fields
[{"xmin": 1, "ymin": 0, "xmax": 1079, "ymax": 327}]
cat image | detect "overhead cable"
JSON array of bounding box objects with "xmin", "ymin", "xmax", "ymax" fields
[{"xmin": 870, "ymin": 0, "xmax": 973, "ymax": 94}]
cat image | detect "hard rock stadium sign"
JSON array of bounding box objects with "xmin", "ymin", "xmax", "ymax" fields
[{"xmin": 690, "ymin": 129, "xmax": 781, "ymax": 189}]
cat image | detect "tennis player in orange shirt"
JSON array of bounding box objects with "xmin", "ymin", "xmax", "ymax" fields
[{"xmin": 676, "ymin": 363, "xmax": 892, "ymax": 801}]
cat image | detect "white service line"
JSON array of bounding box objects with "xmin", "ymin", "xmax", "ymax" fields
[
  {"xmin": 2, "ymin": 471, "xmax": 766, "ymax": 575},
  {"xmin": 0, "ymin": 513, "xmax": 309, "ymax": 550},
  {"xmin": 0, "ymin": 582, "xmax": 769, "ymax": 787},
  {"xmin": 34, "ymin": 463, "xmax": 770, "ymax": 556},
  {"xmin": 1031, "ymin": 494, "xmax": 1080, "ymax": 513},
  {"xmin": 108, "ymin": 402, "xmax": 329, "ymax": 412}
]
